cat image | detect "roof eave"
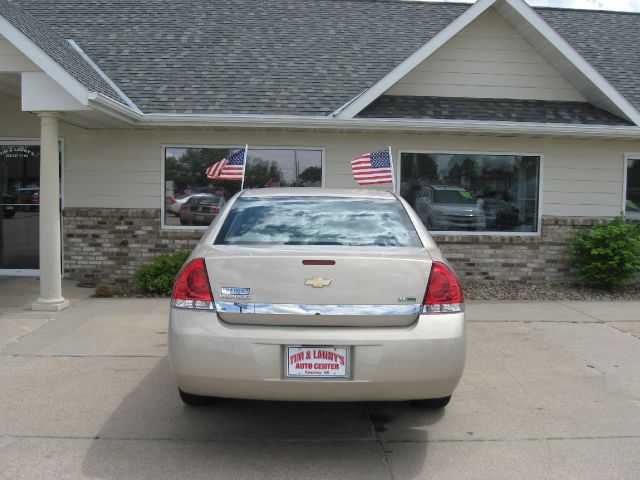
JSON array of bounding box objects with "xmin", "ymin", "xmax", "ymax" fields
[{"xmin": 87, "ymin": 92, "xmax": 640, "ymax": 138}]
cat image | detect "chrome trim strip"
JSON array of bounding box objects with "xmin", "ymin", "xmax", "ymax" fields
[{"xmin": 215, "ymin": 302, "xmax": 421, "ymax": 316}]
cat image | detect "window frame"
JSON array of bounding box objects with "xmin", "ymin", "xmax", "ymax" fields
[
  {"xmin": 397, "ymin": 149, "xmax": 544, "ymax": 236},
  {"xmin": 624, "ymin": 152, "xmax": 640, "ymax": 218},
  {"xmin": 160, "ymin": 144, "xmax": 326, "ymax": 230}
]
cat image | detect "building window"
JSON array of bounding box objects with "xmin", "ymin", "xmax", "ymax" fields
[
  {"xmin": 163, "ymin": 147, "xmax": 323, "ymax": 228},
  {"xmin": 626, "ymin": 158, "xmax": 640, "ymax": 223},
  {"xmin": 400, "ymin": 152, "xmax": 540, "ymax": 233}
]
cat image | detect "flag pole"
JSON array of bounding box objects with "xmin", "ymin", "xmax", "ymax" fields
[
  {"xmin": 388, "ymin": 146, "xmax": 397, "ymax": 194},
  {"xmin": 240, "ymin": 144, "xmax": 248, "ymax": 190}
]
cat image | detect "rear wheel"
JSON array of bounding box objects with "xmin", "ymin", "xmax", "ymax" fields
[
  {"xmin": 410, "ymin": 396, "xmax": 451, "ymax": 409},
  {"xmin": 178, "ymin": 388, "xmax": 216, "ymax": 406}
]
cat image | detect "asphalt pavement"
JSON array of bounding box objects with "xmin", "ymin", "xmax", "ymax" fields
[{"xmin": 0, "ymin": 277, "xmax": 639, "ymax": 479}]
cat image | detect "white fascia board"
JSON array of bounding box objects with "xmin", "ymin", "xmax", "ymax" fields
[
  {"xmin": 0, "ymin": 15, "xmax": 89, "ymax": 105},
  {"xmin": 334, "ymin": 0, "xmax": 497, "ymax": 119},
  {"xmin": 88, "ymin": 93, "xmax": 142, "ymax": 124},
  {"xmin": 138, "ymin": 113, "xmax": 640, "ymax": 138},
  {"xmin": 499, "ymin": 0, "xmax": 640, "ymax": 126}
]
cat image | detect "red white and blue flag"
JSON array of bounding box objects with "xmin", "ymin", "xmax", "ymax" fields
[
  {"xmin": 206, "ymin": 146, "xmax": 247, "ymax": 181},
  {"xmin": 351, "ymin": 149, "xmax": 394, "ymax": 186}
]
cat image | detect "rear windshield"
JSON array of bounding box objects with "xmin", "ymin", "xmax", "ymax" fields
[
  {"xmin": 215, "ymin": 196, "xmax": 422, "ymax": 247},
  {"xmin": 190, "ymin": 196, "xmax": 222, "ymax": 206}
]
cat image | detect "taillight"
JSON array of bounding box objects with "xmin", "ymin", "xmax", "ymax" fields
[
  {"xmin": 422, "ymin": 262, "xmax": 464, "ymax": 314},
  {"xmin": 167, "ymin": 197, "xmax": 176, "ymax": 205},
  {"xmin": 171, "ymin": 258, "xmax": 215, "ymax": 310},
  {"xmin": 209, "ymin": 206, "xmax": 219, "ymax": 214},
  {"xmin": 180, "ymin": 204, "xmax": 190, "ymax": 212}
]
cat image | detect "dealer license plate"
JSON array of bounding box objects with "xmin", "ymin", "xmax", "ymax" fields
[{"xmin": 286, "ymin": 346, "xmax": 349, "ymax": 378}]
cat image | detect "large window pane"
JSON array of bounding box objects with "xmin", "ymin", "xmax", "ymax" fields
[
  {"xmin": 626, "ymin": 158, "xmax": 640, "ymax": 223},
  {"xmin": 164, "ymin": 147, "xmax": 322, "ymax": 228},
  {"xmin": 400, "ymin": 153, "xmax": 540, "ymax": 233}
]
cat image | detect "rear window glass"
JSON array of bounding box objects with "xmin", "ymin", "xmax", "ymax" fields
[
  {"xmin": 215, "ymin": 196, "xmax": 422, "ymax": 247},
  {"xmin": 190, "ymin": 196, "xmax": 222, "ymax": 206}
]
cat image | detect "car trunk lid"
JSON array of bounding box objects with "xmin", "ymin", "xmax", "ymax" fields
[{"xmin": 205, "ymin": 245, "xmax": 431, "ymax": 327}]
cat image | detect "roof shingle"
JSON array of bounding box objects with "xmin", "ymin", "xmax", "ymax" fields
[
  {"xmin": 3, "ymin": 0, "xmax": 640, "ymax": 119},
  {"xmin": 358, "ymin": 95, "xmax": 632, "ymax": 125},
  {"xmin": 0, "ymin": 0, "xmax": 122, "ymax": 103}
]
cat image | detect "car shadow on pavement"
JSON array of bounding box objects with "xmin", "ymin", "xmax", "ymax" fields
[{"xmin": 81, "ymin": 357, "xmax": 444, "ymax": 480}]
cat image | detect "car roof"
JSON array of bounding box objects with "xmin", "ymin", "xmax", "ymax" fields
[{"xmin": 240, "ymin": 187, "xmax": 395, "ymax": 199}]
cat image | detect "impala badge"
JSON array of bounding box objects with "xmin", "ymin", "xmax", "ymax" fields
[
  {"xmin": 398, "ymin": 296, "xmax": 417, "ymax": 303},
  {"xmin": 220, "ymin": 287, "xmax": 251, "ymax": 300},
  {"xmin": 305, "ymin": 277, "xmax": 332, "ymax": 288}
]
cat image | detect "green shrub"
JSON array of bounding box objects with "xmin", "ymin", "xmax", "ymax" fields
[
  {"xmin": 566, "ymin": 216, "xmax": 640, "ymax": 289},
  {"xmin": 132, "ymin": 251, "xmax": 190, "ymax": 295}
]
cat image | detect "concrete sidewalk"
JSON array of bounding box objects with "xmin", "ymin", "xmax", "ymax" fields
[{"xmin": 0, "ymin": 289, "xmax": 639, "ymax": 479}]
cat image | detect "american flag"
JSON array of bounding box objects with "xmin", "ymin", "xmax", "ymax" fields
[
  {"xmin": 351, "ymin": 149, "xmax": 394, "ymax": 185},
  {"xmin": 206, "ymin": 148, "xmax": 246, "ymax": 181}
]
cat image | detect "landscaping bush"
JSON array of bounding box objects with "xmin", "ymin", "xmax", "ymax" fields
[
  {"xmin": 566, "ymin": 216, "xmax": 640, "ymax": 289},
  {"xmin": 132, "ymin": 251, "xmax": 190, "ymax": 296}
]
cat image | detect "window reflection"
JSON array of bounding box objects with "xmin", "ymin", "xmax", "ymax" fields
[
  {"xmin": 164, "ymin": 147, "xmax": 322, "ymax": 228},
  {"xmin": 0, "ymin": 145, "xmax": 41, "ymax": 269},
  {"xmin": 400, "ymin": 153, "xmax": 540, "ymax": 233}
]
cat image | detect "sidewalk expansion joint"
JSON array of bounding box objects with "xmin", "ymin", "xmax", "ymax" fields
[
  {"xmin": 556, "ymin": 302, "xmax": 606, "ymax": 322},
  {"xmin": 606, "ymin": 323, "xmax": 640, "ymax": 341},
  {"xmin": 1, "ymin": 433, "xmax": 638, "ymax": 444},
  {"xmin": 0, "ymin": 434, "xmax": 379, "ymax": 443},
  {"xmin": 383, "ymin": 434, "xmax": 640, "ymax": 444}
]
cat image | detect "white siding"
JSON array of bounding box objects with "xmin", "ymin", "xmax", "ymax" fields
[
  {"xmin": 0, "ymin": 37, "xmax": 38, "ymax": 72},
  {"xmin": 386, "ymin": 8, "xmax": 585, "ymax": 102},
  {"xmin": 1, "ymin": 99, "xmax": 638, "ymax": 218}
]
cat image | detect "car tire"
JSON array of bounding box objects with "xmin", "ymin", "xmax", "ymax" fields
[
  {"xmin": 180, "ymin": 219, "xmax": 190, "ymax": 226},
  {"xmin": 410, "ymin": 396, "xmax": 451, "ymax": 409},
  {"xmin": 178, "ymin": 388, "xmax": 216, "ymax": 406}
]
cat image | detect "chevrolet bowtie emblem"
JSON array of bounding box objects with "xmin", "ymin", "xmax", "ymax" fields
[{"xmin": 305, "ymin": 277, "xmax": 332, "ymax": 288}]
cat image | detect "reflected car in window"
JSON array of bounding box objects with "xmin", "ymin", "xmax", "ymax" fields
[
  {"xmin": 481, "ymin": 197, "xmax": 519, "ymax": 231},
  {"xmin": 2, "ymin": 192, "xmax": 17, "ymax": 218},
  {"xmin": 415, "ymin": 186, "xmax": 485, "ymax": 231},
  {"xmin": 169, "ymin": 188, "xmax": 466, "ymax": 408},
  {"xmin": 16, "ymin": 186, "xmax": 39, "ymax": 211},
  {"xmin": 178, "ymin": 194, "xmax": 226, "ymax": 226}
]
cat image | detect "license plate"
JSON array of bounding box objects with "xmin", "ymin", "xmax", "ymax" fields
[
  {"xmin": 195, "ymin": 214, "xmax": 205, "ymax": 222},
  {"xmin": 286, "ymin": 346, "xmax": 349, "ymax": 378}
]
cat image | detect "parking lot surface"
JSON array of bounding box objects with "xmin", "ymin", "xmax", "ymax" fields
[{"xmin": 0, "ymin": 281, "xmax": 639, "ymax": 479}]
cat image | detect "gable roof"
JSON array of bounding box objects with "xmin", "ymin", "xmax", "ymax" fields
[
  {"xmin": 2, "ymin": 0, "xmax": 640, "ymax": 125},
  {"xmin": 537, "ymin": 7, "xmax": 640, "ymax": 119},
  {"xmin": 0, "ymin": 0, "xmax": 121, "ymax": 103},
  {"xmin": 7, "ymin": 0, "xmax": 467, "ymax": 116},
  {"xmin": 336, "ymin": 0, "xmax": 640, "ymax": 124}
]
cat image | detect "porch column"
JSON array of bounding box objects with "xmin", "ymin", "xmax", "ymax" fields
[{"xmin": 32, "ymin": 112, "xmax": 69, "ymax": 311}]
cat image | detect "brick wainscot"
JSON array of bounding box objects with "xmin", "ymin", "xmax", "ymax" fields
[{"xmin": 63, "ymin": 208, "xmax": 605, "ymax": 286}]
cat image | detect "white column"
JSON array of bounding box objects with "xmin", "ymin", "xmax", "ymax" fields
[{"xmin": 32, "ymin": 112, "xmax": 69, "ymax": 311}]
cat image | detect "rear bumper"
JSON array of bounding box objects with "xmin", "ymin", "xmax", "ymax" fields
[{"xmin": 168, "ymin": 309, "xmax": 466, "ymax": 401}]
